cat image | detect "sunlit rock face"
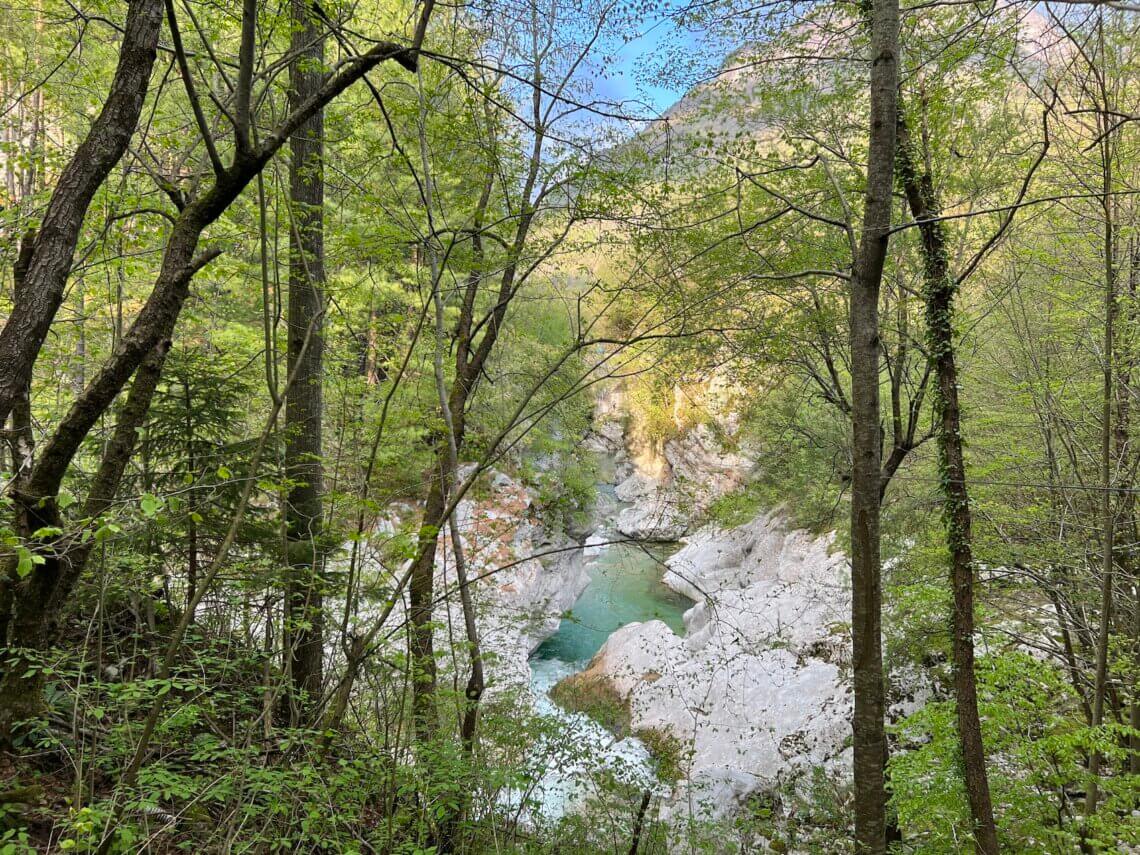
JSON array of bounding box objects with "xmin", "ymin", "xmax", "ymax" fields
[
  {"xmin": 446, "ymin": 470, "xmax": 592, "ymax": 694},
  {"xmin": 587, "ymin": 377, "xmax": 754, "ymax": 542},
  {"xmin": 614, "ymin": 472, "xmax": 689, "ymax": 541},
  {"xmin": 614, "ymin": 421, "xmax": 752, "ymax": 540},
  {"xmin": 577, "ymin": 511, "xmax": 855, "ymax": 820}
]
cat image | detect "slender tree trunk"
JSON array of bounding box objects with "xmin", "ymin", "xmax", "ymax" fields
[
  {"xmin": 1132, "ymin": 571, "xmax": 1140, "ymax": 777},
  {"xmin": 365, "ymin": 295, "xmax": 381, "ymax": 384},
  {"xmin": 1117, "ymin": 244, "xmax": 1138, "ymax": 777},
  {"xmin": 408, "ymin": 471, "xmax": 446, "ymax": 742},
  {"xmin": 428, "ymin": 215, "xmax": 486, "ymax": 848},
  {"xmin": 848, "ymin": 2, "xmax": 899, "ymax": 850},
  {"xmin": 405, "ymin": 359, "xmax": 474, "ymax": 744},
  {"xmin": 1085, "ymin": 98, "xmax": 1116, "ymax": 820},
  {"xmin": 1048, "ymin": 581, "xmax": 1094, "ymax": 724},
  {"xmin": 405, "ymin": 81, "xmax": 496, "ymax": 751},
  {"xmin": 283, "ymin": 0, "xmax": 327, "ymax": 724},
  {"xmin": 0, "ymin": 231, "xmax": 43, "ymax": 738},
  {"xmin": 184, "ymin": 377, "xmax": 199, "ymax": 612},
  {"xmin": 896, "ymin": 115, "xmax": 1000, "ymax": 853},
  {"xmin": 629, "ymin": 790, "xmax": 652, "ymax": 855}
]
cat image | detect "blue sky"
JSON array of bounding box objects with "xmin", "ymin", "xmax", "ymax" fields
[{"xmin": 589, "ymin": 13, "xmax": 702, "ymax": 117}]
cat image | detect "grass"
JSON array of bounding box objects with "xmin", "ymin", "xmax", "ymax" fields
[{"xmin": 548, "ymin": 673, "xmax": 631, "ymax": 737}]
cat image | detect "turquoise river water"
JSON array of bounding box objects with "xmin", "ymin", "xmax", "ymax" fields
[
  {"xmin": 519, "ymin": 472, "xmax": 695, "ymax": 819},
  {"xmin": 531, "ymin": 538, "xmax": 690, "ymax": 664}
]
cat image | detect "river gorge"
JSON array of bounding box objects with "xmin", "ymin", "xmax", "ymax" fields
[
  {"xmin": 404, "ymin": 381, "xmax": 911, "ymax": 832},
  {"xmin": 482, "ymin": 381, "xmax": 870, "ymax": 829}
]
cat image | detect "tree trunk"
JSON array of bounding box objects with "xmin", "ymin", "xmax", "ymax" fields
[
  {"xmin": 184, "ymin": 377, "xmax": 199, "ymax": 612},
  {"xmin": 283, "ymin": 0, "xmax": 327, "ymax": 725},
  {"xmin": 0, "ymin": 343, "xmax": 169, "ymax": 742},
  {"xmin": 407, "ymin": 379, "xmax": 472, "ymax": 746},
  {"xmin": 848, "ymin": 0, "xmax": 898, "ymax": 851},
  {"xmin": 896, "ymin": 113, "xmax": 1000, "ymax": 855},
  {"xmin": 409, "ymin": 473, "xmax": 446, "ymax": 743},
  {"xmin": 1132, "ymin": 570, "xmax": 1140, "ymax": 777},
  {"xmin": 0, "ymin": 0, "xmax": 163, "ymax": 426},
  {"xmin": 6, "ymin": 231, "xmax": 37, "ymax": 485},
  {"xmin": 1085, "ymin": 96, "xmax": 1116, "ymax": 820},
  {"xmin": 1117, "ymin": 245, "xmax": 1138, "ymax": 777}
]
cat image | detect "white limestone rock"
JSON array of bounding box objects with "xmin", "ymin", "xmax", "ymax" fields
[
  {"xmin": 346, "ymin": 469, "xmax": 589, "ymax": 696},
  {"xmin": 594, "ymin": 379, "xmax": 753, "ymax": 541},
  {"xmin": 582, "ymin": 384, "xmax": 627, "ymax": 454},
  {"xmin": 614, "ymin": 471, "xmax": 658, "ymax": 503},
  {"xmin": 583, "ymin": 531, "xmax": 610, "ymax": 557},
  {"xmin": 577, "ymin": 511, "xmax": 853, "ymax": 821},
  {"xmin": 443, "ymin": 470, "xmax": 591, "ymax": 693},
  {"xmin": 615, "ymin": 502, "xmax": 689, "ymax": 541}
]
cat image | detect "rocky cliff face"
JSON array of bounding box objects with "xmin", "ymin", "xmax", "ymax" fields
[
  {"xmin": 585, "ymin": 378, "xmax": 753, "ymax": 541},
  {"xmin": 442, "ymin": 470, "xmax": 592, "ymax": 693}
]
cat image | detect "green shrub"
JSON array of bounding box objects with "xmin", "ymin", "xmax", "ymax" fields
[
  {"xmin": 635, "ymin": 727, "xmax": 687, "ymax": 784},
  {"xmin": 549, "ymin": 674, "xmax": 631, "ymax": 737}
]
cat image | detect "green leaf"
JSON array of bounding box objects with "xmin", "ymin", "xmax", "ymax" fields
[
  {"xmin": 140, "ymin": 493, "xmax": 161, "ymax": 518},
  {"xmin": 15, "ymin": 548, "xmax": 34, "ymax": 578},
  {"xmin": 94, "ymin": 523, "xmax": 121, "ymax": 543}
]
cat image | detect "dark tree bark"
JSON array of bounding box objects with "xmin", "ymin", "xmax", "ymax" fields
[
  {"xmin": 6, "ymin": 230, "xmax": 37, "ymax": 485},
  {"xmin": 0, "ymin": 5, "xmax": 431, "ymax": 738},
  {"xmin": 848, "ymin": 0, "xmax": 899, "ymax": 850},
  {"xmin": 408, "ymin": 472, "xmax": 447, "ymax": 742},
  {"xmin": 283, "ymin": 0, "xmax": 327, "ymax": 726},
  {"xmin": 184, "ymin": 376, "xmax": 199, "ymax": 611},
  {"xmin": 0, "ymin": 343, "xmax": 168, "ymax": 741},
  {"xmin": 1114, "ymin": 246, "xmax": 1137, "ymax": 778},
  {"xmin": 408, "ymin": 365, "xmax": 478, "ymax": 744},
  {"xmin": 0, "ymin": 0, "xmax": 164, "ymax": 426},
  {"xmin": 896, "ymin": 114, "xmax": 1000, "ymax": 855},
  {"xmin": 1085, "ymin": 90, "xmax": 1117, "ymax": 822},
  {"xmin": 0, "ymin": 230, "xmax": 38, "ymax": 713},
  {"xmin": 629, "ymin": 790, "xmax": 652, "ymax": 855}
]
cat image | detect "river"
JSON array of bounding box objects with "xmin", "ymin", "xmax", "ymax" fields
[{"xmin": 523, "ymin": 474, "xmax": 693, "ymax": 819}]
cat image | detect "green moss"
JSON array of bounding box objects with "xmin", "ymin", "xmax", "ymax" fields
[
  {"xmin": 634, "ymin": 726, "xmax": 687, "ymax": 784},
  {"xmin": 548, "ymin": 674, "xmax": 631, "ymax": 737}
]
